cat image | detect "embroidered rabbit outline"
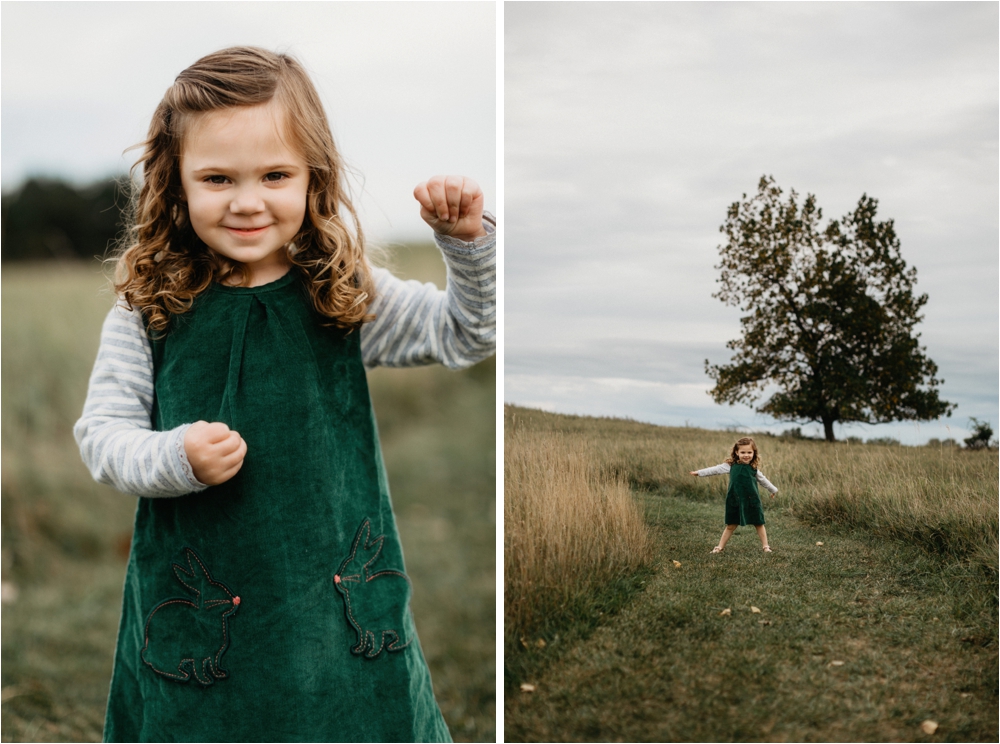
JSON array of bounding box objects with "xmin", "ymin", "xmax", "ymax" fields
[
  {"xmin": 334, "ymin": 519, "xmax": 413, "ymax": 658},
  {"xmin": 141, "ymin": 548, "xmax": 240, "ymax": 685}
]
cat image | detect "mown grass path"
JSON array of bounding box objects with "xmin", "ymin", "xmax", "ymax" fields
[{"xmin": 506, "ymin": 494, "xmax": 997, "ymax": 742}]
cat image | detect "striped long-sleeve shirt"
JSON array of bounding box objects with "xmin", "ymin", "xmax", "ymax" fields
[
  {"xmin": 695, "ymin": 463, "xmax": 779, "ymax": 495},
  {"xmin": 73, "ymin": 219, "xmax": 496, "ymax": 498}
]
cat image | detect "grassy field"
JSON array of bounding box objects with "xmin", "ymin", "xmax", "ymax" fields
[
  {"xmin": 505, "ymin": 406, "xmax": 997, "ymax": 742},
  {"xmin": 1, "ymin": 246, "xmax": 495, "ymax": 742}
]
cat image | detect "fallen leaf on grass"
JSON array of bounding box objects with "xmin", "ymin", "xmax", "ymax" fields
[
  {"xmin": 920, "ymin": 720, "xmax": 938, "ymax": 735},
  {"xmin": 719, "ymin": 608, "xmax": 731, "ymax": 616},
  {"xmin": 519, "ymin": 637, "xmax": 528, "ymax": 649},
  {"xmin": 535, "ymin": 638, "xmax": 546, "ymax": 649},
  {"xmin": 750, "ymin": 606, "xmax": 761, "ymax": 614},
  {"xmin": 520, "ymin": 683, "xmax": 536, "ymax": 693},
  {"xmin": 672, "ymin": 560, "xmax": 682, "ymax": 568},
  {"xmin": 828, "ymin": 660, "xmax": 845, "ymax": 667},
  {"xmin": 758, "ymin": 619, "xmax": 771, "ymax": 626},
  {"xmin": 816, "ymin": 541, "xmax": 824, "ymax": 546}
]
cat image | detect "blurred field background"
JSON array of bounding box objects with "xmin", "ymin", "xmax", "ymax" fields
[
  {"xmin": 1, "ymin": 245, "xmax": 495, "ymax": 742},
  {"xmin": 505, "ymin": 405, "xmax": 997, "ymax": 741}
]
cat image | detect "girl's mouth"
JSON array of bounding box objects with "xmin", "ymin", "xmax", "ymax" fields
[{"xmin": 225, "ymin": 225, "xmax": 270, "ymax": 237}]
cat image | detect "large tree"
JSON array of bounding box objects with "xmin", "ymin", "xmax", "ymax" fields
[{"xmin": 705, "ymin": 175, "xmax": 954, "ymax": 441}]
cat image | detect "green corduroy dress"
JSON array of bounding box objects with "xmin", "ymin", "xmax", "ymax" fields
[
  {"xmin": 103, "ymin": 272, "xmax": 451, "ymax": 743},
  {"xmin": 724, "ymin": 463, "xmax": 766, "ymax": 526}
]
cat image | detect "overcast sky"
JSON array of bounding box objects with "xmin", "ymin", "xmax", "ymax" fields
[
  {"xmin": 1, "ymin": 1, "xmax": 495, "ymax": 243},
  {"xmin": 505, "ymin": 1, "xmax": 998, "ymax": 445}
]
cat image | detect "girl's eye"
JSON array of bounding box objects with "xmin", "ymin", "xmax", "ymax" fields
[
  {"xmin": 205, "ymin": 175, "xmax": 229, "ymax": 185},
  {"xmin": 264, "ymin": 172, "xmax": 288, "ymax": 182}
]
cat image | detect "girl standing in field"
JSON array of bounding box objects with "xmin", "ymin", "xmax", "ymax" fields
[
  {"xmin": 690, "ymin": 437, "xmax": 778, "ymax": 554},
  {"xmin": 73, "ymin": 47, "xmax": 494, "ymax": 743}
]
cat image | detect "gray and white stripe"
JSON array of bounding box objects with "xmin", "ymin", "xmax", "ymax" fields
[
  {"xmin": 695, "ymin": 463, "xmax": 779, "ymax": 495},
  {"xmin": 363, "ymin": 216, "xmax": 495, "ymax": 368},
  {"xmin": 73, "ymin": 221, "xmax": 496, "ymax": 498}
]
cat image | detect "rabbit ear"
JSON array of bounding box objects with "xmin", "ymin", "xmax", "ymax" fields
[
  {"xmin": 188, "ymin": 548, "xmax": 215, "ymax": 585},
  {"xmin": 359, "ymin": 522, "xmax": 385, "ymax": 556},
  {"xmin": 351, "ymin": 520, "xmax": 372, "ymax": 557},
  {"xmin": 359, "ymin": 520, "xmax": 372, "ymax": 547},
  {"xmin": 172, "ymin": 553, "xmax": 200, "ymax": 599},
  {"xmin": 355, "ymin": 521, "xmax": 388, "ymax": 579},
  {"xmin": 171, "ymin": 549, "xmax": 235, "ymax": 607},
  {"xmin": 341, "ymin": 520, "xmax": 387, "ymax": 577}
]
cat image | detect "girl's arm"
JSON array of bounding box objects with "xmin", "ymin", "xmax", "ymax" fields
[
  {"xmin": 756, "ymin": 471, "xmax": 778, "ymax": 495},
  {"xmin": 73, "ymin": 304, "xmax": 207, "ymax": 498},
  {"xmin": 360, "ymin": 213, "xmax": 496, "ymax": 369},
  {"xmin": 690, "ymin": 463, "xmax": 731, "ymax": 477}
]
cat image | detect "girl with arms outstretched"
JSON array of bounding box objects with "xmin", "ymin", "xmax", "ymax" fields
[{"xmin": 691, "ymin": 437, "xmax": 778, "ymax": 553}]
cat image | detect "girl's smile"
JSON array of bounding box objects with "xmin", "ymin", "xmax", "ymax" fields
[
  {"xmin": 223, "ymin": 224, "xmax": 276, "ymax": 241},
  {"xmin": 179, "ymin": 101, "xmax": 308, "ymax": 286},
  {"xmin": 737, "ymin": 445, "xmax": 755, "ymax": 463},
  {"xmin": 225, "ymin": 225, "xmax": 272, "ymax": 236}
]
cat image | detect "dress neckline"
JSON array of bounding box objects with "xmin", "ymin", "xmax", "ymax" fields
[{"xmin": 210, "ymin": 270, "xmax": 298, "ymax": 295}]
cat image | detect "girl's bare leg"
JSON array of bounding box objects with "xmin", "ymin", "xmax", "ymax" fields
[
  {"xmin": 755, "ymin": 524, "xmax": 769, "ymax": 549},
  {"xmin": 715, "ymin": 524, "xmax": 738, "ymax": 551}
]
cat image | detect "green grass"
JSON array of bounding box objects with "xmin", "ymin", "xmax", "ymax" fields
[
  {"xmin": 2, "ymin": 248, "xmax": 494, "ymax": 742},
  {"xmin": 504, "ymin": 407, "xmax": 997, "ymax": 742},
  {"xmin": 508, "ymin": 496, "xmax": 997, "ymax": 743}
]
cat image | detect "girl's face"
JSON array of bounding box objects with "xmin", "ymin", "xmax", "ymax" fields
[
  {"xmin": 737, "ymin": 445, "xmax": 755, "ymax": 464},
  {"xmin": 180, "ymin": 101, "xmax": 308, "ymax": 286}
]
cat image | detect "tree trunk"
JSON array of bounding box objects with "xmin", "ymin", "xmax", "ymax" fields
[{"xmin": 822, "ymin": 415, "xmax": 836, "ymax": 442}]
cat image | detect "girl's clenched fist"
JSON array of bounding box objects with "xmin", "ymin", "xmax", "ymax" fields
[
  {"xmin": 414, "ymin": 175, "xmax": 487, "ymax": 241},
  {"xmin": 184, "ymin": 421, "xmax": 247, "ymax": 486}
]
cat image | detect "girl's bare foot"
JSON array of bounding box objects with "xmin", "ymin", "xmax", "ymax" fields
[
  {"xmin": 711, "ymin": 546, "xmax": 724, "ymax": 554},
  {"xmin": 762, "ymin": 545, "xmax": 772, "ymax": 553}
]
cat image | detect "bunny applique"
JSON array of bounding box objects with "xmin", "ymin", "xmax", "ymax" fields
[
  {"xmin": 141, "ymin": 548, "xmax": 240, "ymax": 685},
  {"xmin": 334, "ymin": 519, "xmax": 413, "ymax": 658}
]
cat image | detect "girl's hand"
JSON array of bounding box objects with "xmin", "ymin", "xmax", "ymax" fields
[
  {"xmin": 414, "ymin": 175, "xmax": 487, "ymax": 241},
  {"xmin": 184, "ymin": 421, "xmax": 247, "ymax": 486},
  {"xmin": 689, "ymin": 471, "xmax": 699, "ymax": 476}
]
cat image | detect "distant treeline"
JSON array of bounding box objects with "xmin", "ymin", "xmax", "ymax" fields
[{"xmin": 2, "ymin": 177, "xmax": 128, "ymax": 262}]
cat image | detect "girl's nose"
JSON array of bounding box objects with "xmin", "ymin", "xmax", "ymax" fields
[{"xmin": 229, "ymin": 186, "xmax": 265, "ymax": 214}]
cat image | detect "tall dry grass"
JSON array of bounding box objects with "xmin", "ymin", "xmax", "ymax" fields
[{"xmin": 504, "ymin": 409, "xmax": 654, "ymax": 643}]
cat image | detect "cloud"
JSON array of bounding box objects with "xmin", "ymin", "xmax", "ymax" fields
[{"xmin": 506, "ymin": 2, "xmax": 998, "ymax": 443}]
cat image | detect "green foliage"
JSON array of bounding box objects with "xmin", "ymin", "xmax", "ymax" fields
[
  {"xmin": 866, "ymin": 436, "xmax": 901, "ymax": 447},
  {"xmin": 706, "ymin": 176, "xmax": 954, "ymax": 441},
  {"xmin": 926, "ymin": 438, "xmax": 959, "ymax": 448},
  {"xmin": 779, "ymin": 426, "xmax": 823, "ymax": 441},
  {"xmin": 964, "ymin": 418, "xmax": 996, "ymax": 451},
  {"xmin": 1, "ymin": 177, "xmax": 128, "ymax": 262}
]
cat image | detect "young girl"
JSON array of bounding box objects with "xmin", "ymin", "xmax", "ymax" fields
[
  {"xmin": 73, "ymin": 47, "xmax": 494, "ymax": 743},
  {"xmin": 690, "ymin": 437, "xmax": 778, "ymax": 554}
]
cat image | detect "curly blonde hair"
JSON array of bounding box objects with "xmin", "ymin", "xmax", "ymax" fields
[
  {"xmin": 112, "ymin": 46, "xmax": 375, "ymax": 334},
  {"xmin": 724, "ymin": 437, "xmax": 760, "ymax": 469}
]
